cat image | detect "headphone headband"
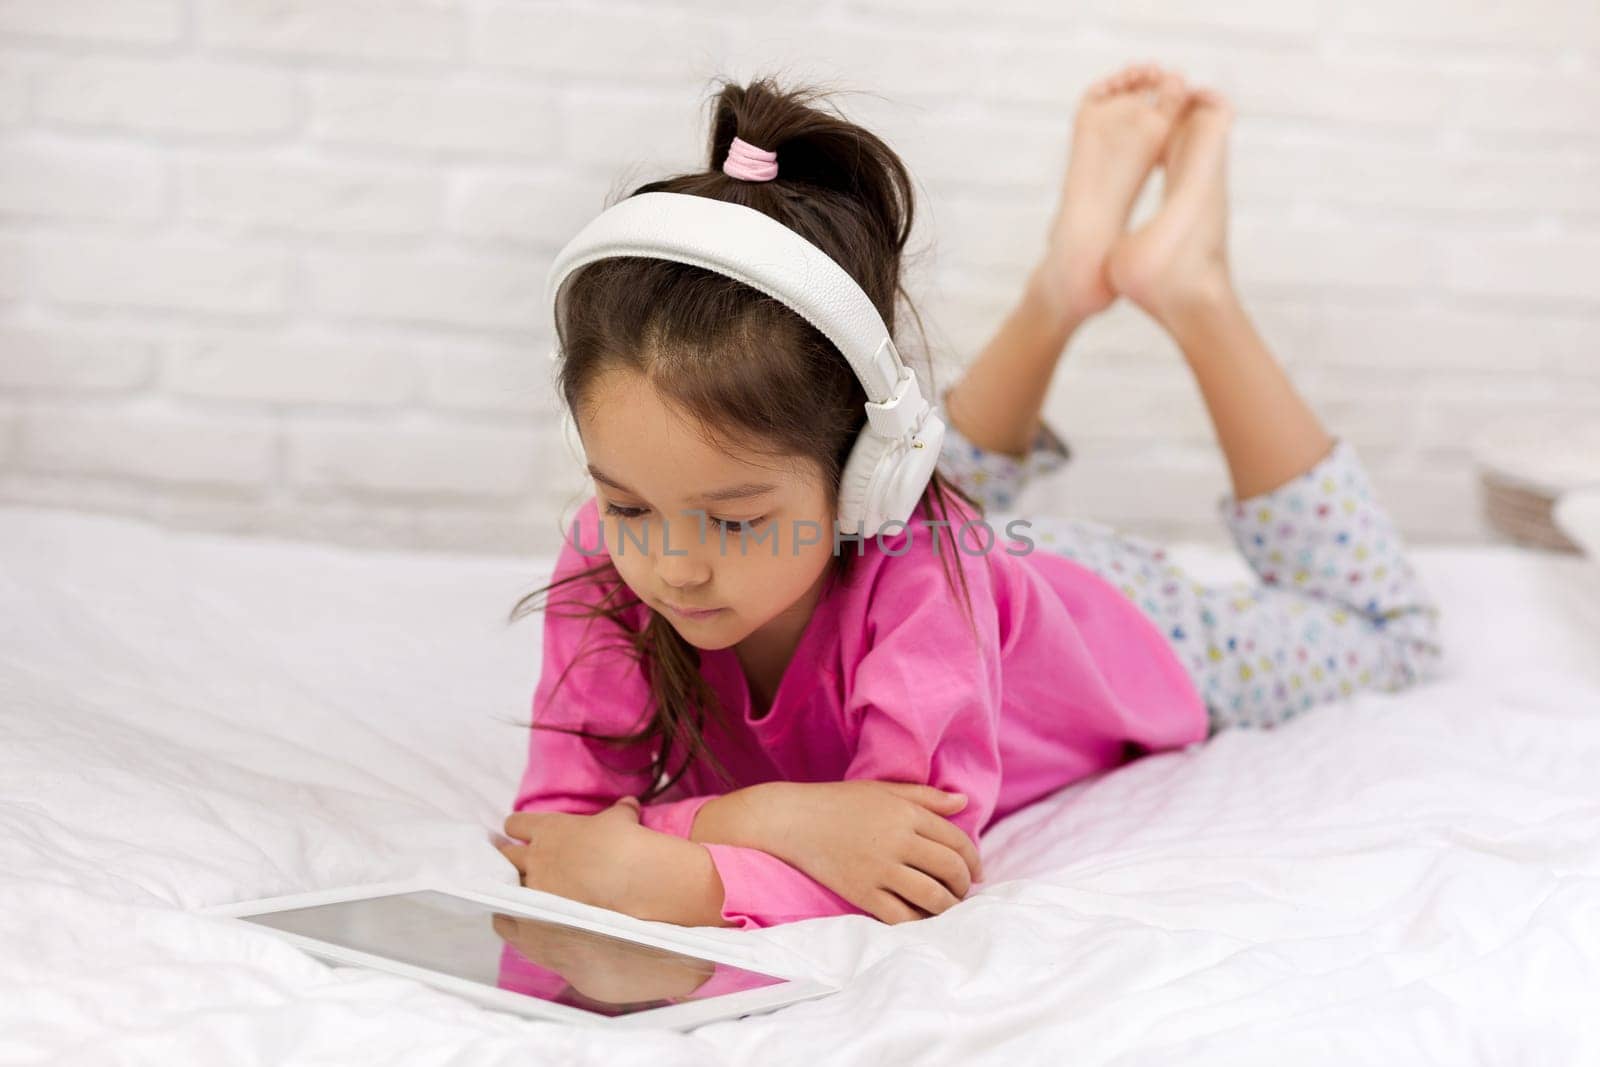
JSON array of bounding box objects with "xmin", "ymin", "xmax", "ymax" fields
[{"xmin": 545, "ymin": 191, "xmax": 945, "ymax": 535}]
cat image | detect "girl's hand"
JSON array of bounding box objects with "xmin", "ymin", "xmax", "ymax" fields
[
  {"xmin": 743, "ymin": 780, "xmax": 984, "ymax": 925},
  {"xmin": 499, "ymin": 797, "xmax": 644, "ymax": 912}
]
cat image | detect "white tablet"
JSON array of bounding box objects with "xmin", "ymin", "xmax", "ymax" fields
[{"xmin": 199, "ymin": 877, "xmax": 840, "ymax": 1030}]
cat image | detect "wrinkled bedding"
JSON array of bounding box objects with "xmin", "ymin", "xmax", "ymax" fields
[{"xmin": 3, "ymin": 503, "xmax": 1599, "ymax": 1065}]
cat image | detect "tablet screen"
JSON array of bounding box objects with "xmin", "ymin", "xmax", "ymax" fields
[{"xmin": 241, "ymin": 889, "xmax": 786, "ymax": 1017}]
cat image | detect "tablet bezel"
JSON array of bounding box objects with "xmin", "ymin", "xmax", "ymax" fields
[{"xmin": 198, "ymin": 876, "xmax": 839, "ymax": 1030}]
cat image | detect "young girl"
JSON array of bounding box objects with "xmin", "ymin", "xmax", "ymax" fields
[{"xmin": 495, "ymin": 66, "xmax": 1445, "ymax": 934}]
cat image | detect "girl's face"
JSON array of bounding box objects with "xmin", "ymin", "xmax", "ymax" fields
[{"xmin": 575, "ymin": 367, "xmax": 839, "ymax": 653}]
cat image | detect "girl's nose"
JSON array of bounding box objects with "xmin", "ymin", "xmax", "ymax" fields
[
  {"xmin": 656, "ymin": 551, "xmax": 712, "ymax": 589},
  {"xmin": 654, "ymin": 514, "xmax": 714, "ymax": 586}
]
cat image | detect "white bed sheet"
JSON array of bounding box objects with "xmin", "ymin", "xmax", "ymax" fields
[{"xmin": 3, "ymin": 503, "xmax": 1599, "ymax": 1065}]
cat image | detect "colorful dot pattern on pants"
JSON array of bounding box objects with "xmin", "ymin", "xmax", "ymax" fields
[{"xmin": 932, "ymin": 394, "xmax": 1446, "ymax": 736}]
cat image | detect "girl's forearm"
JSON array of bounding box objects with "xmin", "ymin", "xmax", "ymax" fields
[
  {"xmin": 599, "ymin": 787, "xmax": 794, "ymax": 927},
  {"xmin": 688, "ymin": 782, "xmax": 794, "ymax": 851},
  {"xmin": 614, "ymin": 827, "xmax": 734, "ymax": 927}
]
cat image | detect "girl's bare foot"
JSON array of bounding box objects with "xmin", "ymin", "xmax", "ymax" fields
[
  {"xmin": 1106, "ymin": 87, "xmax": 1236, "ymax": 330},
  {"xmin": 1033, "ymin": 63, "xmax": 1190, "ymax": 325}
]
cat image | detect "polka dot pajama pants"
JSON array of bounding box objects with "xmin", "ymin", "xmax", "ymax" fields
[{"xmin": 932, "ymin": 393, "xmax": 1446, "ymax": 736}]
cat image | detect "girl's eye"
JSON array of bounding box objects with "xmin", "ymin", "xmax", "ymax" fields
[
  {"xmin": 712, "ymin": 515, "xmax": 766, "ymax": 531},
  {"xmin": 602, "ymin": 502, "xmax": 765, "ymax": 530}
]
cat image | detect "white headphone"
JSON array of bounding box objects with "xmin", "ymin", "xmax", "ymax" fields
[{"xmin": 544, "ymin": 191, "xmax": 946, "ymax": 537}]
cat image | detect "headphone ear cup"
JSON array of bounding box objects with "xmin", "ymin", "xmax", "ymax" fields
[
  {"xmin": 837, "ymin": 426, "xmax": 894, "ymax": 536},
  {"xmin": 897, "ymin": 410, "xmax": 945, "ymax": 521}
]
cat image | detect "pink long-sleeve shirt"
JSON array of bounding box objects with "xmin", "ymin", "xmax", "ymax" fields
[{"xmin": 510, "ymin": 493, "xmax": 1208, "ymax": 930}]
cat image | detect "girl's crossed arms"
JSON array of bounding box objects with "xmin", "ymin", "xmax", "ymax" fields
[{"xmin": 498, "ymin": 779, "xmax": 982, "ymax": 927}]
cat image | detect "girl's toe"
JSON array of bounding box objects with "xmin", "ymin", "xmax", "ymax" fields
[{"xmin": 1153, "ymin": 72, "xmax": 1189, "ymax": 117}]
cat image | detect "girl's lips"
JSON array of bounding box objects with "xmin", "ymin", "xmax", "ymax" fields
[{"xmin": 663, "ymin": 601, "xmax": 725, "ymax": 619}]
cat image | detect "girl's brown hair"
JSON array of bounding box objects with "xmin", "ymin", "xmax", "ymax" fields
[{"xmin": 508, "ymin": 73, "xmax": 986, "ymax": 803}]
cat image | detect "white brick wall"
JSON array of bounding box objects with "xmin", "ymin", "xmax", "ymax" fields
[{"xmin": 1, "ymin": 0, "xmax": 1597, "ymax": 558}]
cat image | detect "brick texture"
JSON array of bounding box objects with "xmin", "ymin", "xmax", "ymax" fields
[{"xmin": 2, "ymin": 1, "xmax": 1596, "ymax": 556}]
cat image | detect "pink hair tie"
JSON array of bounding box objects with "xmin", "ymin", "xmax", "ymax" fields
[{"xmin": 722, "ymin": 135, "xmax": 779, "ymax": 182}]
